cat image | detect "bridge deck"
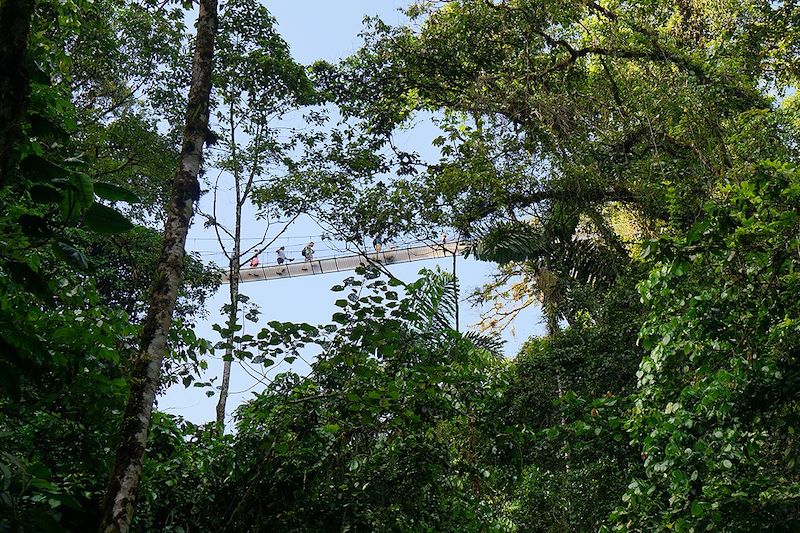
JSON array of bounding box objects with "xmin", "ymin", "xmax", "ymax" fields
[{"xmin": 225, "ymin": 242, "xmax": 464, "ymax": 283}]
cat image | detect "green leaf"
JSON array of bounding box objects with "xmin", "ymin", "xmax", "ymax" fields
[
  {"xmin": 83, "ymin": 203, "xmax": 134, "ymax": 233},
  {"xmin": 60, "ymin": 188, "xmax": 81, "ymax": 224},
  {"xmin": 0, "ymin": 359, "xmax": 21, "ymax": 399},
  {"xmin": 19, "ymin": 154, "xmax": 67, "ymax": 182},
  {"xmin": 70, "ymin": 173, "xmax": 94, "ymax": 208},
  {"xmin": 28, "ymin": 112, "xmax": 67, "ymax": 139},
  {"xmin": 29, "ymin": 184, "xmax": 63, "ymax": 204},
  {"xmin": 17, "ymin": 214, "xmax": 52, "ymax": 239},
  {"xmin": 5, "ymin": 261, "xmax": 49, "ymax": 297},
  {"xmin": 54, "ymin": 242, "xmax": 89, "ymax": 270},
  {"xmin": 691, "ymin": 501, "xmax": 706, "ymax": 517},
  {"xmin": 94, "ymin": 182, "xmax": 141, "ymax": 203}
]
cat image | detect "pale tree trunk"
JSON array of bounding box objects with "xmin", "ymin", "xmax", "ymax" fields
[
  {"xmin": 98, "ymin": 0, "xmax": 218, "ymax": 530},
  {"xmin": 0, "ymin": 0, "xmax": 35, "ymax": 185},
  {"xmin": 214, "ymin": 263, "xmax": 238, "ymax": 430},
  {"xmin": 215, "ymin": 204, "xmax": 240, "ymax": 431},
  {"xmin": 214, "ymin": 104, "xmax": 242, "ymax": 433},
  {"xmin": 207, "ymin": 90, "xmax": 288, "ymax": 431}
]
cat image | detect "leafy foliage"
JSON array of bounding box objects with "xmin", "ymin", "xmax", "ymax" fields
[
  {"xmin": 2, "ymin": 0, "xmax": 800, "ymax": 531},
  {"xmin": 138, "ymin": 269, "xmax": 512, "ymax": 531},
  {"xmin": 613, "ymin": 162, "xmax": 800, "ymax": 530}
]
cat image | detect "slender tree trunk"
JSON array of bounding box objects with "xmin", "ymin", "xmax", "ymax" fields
[
  {"xmin": 0, "ymin": 0, "xmax": 35, "ymax": 185},
  {"xmin": 214, "ymin": 275, "xmax": 238, "ymax": 430},
  {"xmin": 214, "ymin": 103, "xmax": 242, "ymax": 433},
  {"xmin": 98, "ymin": 0, "xmax": 218, "ymax": 530},
  {"xmin": 215, "ymin": 222, "xmax": 240, "ymax": 431}
]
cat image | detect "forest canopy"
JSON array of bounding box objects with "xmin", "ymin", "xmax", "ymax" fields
[{"xmin": 1, "ymin": 0, "xmax": 799, "ymax": 531}]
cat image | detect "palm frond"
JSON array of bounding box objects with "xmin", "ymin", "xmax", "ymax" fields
[
  {"xmin": 473, "ymin": 219, "xmax": 620, "ymax": 289},
  {"xmin": 406, "ymin": 267, "xmax": 458, "ymax": 330},
  {"xmin": 473, "ymin": 221, "xmax": 549, "ymax": 266},
  {"xmin": 463, "ymin": 330, "xmax": 506, "ymax": 358}
]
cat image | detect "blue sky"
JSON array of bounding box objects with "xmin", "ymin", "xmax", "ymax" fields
[{"xmin": 158, "ymin": 1, "xmax": 544, "ymax": 427}]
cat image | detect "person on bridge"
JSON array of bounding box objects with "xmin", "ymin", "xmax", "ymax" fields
[
  {"xmin": 373, "ymin": 234, "xmax": 383, "ymax": 252},
  {"xmin": 276, "ymin": 247, "xmax": 294, "ymax": 265},
  {"xmin": 249, "ymin": 255, "xmax": 260, "ymax": 267},
  {"xmin": 302, "ymin": 242, "xmax": 315, "ymax": 261}
]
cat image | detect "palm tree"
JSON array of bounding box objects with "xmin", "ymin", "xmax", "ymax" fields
[
  {"xmin": 472, "ymin": 201, "xmax": 626, "ymax": 334},
  {"xmin": 405, "ymin": 267, "xmax": 505, "ymax": 356}
]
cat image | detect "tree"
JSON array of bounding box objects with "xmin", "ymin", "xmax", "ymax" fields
[
  {"xmin": 98, "ymin": 0, "xmax": 219, "ymax": 528},
  {"xmin": 134, "ymin": 268, "xmax": 508, "ymax": 531},
  {"xmin": 472, "ymin": 201, "xmax": 628, "ymax": 332},
  {"xmin": 613, "ymin": 161, "xmax": 800, "ymax": 530},
  {"xmin": 2, "ymin": 0, "xmax": 800, "ymax": 530},
  {"xmin": 200, "ymin": 0, "xmax": 314, "ymax": 432},
  {"xmin": 273, "ymin": 2, "xmax": 800, "ymax": 529},
  {"xmin": 285, "ymin": 0, "xmax": 782, "ymax": 268},
  {"xmin": 0, "ymin": 0, "xmax": 212, "ymax": 528}
]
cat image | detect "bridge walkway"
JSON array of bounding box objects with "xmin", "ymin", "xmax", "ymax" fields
[{"xmin": 224, "ymin": 241, "xmax": 465, "ymax": 283}]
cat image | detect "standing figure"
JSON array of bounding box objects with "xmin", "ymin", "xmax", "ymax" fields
[
  {"xmin": 249, "ymin": 255, "xmax": 260, "ymax": 268},
  {"xmin": 276, "ymin": 246, "xmax": 294, "ymax": 265},
  {"xmin": 302, "ymin": 242, "xmax": 315, "ymax": 261},
  {"xmin": 372, "ymin": 234, "xmax": 383, "ymax": 253}
]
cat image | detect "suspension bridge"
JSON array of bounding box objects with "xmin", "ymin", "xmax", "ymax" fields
[{"xmin": 222, "ymin": 241, "xmax": 467, "ymax": 283}]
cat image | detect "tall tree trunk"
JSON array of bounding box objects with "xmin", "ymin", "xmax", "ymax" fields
[
  {"xmin": 214, "ymin": 104, "xmax": 242, "ymax": 433},
  {"xmin": 98, "ymin": 0, "xmax": 218, "ymax": 530},
  {"xmin": 0, "ymin": 0, "xmax": 35, "ymax": 185},
  {"xmin": 215, "ymin": 226, "xmax": 240, "ymax": 432}
]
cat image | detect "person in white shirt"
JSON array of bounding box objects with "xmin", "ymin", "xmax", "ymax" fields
[{"xmin": 276, "ymin": 247, "xmax": 294, "ymax": 265}]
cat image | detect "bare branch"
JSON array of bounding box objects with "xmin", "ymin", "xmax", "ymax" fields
[
  {"xmin": 240, "ymin": 124, "xmax": 264, "ymax": 204},
  {"xmin": 239, "ymin": 213, "xmax": 300, "ymax": 267},
  {"xmin": 209, "ymin": 170, "xmax": 232, "ymax": 259},
  {"xmin": 239, "ymin": 212, "xmax": 273, "ymax": 259}
]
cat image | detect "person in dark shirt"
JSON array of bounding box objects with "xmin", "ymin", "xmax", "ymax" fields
[{"xmin": 302, "ymin": 242, "xmax": 315, "ymax": 261}]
